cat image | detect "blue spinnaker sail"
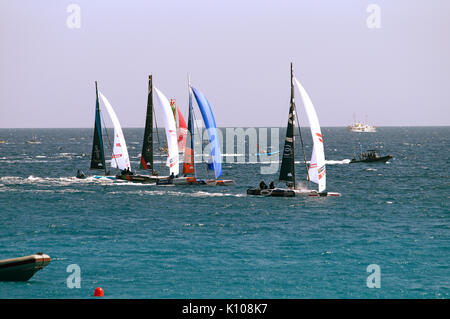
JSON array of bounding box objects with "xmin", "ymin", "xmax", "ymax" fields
[{"xmin": 191, "ymin": 86, "xmax": 222, "ymax": 179}]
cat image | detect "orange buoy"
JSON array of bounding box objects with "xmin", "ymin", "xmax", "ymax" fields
[{"xmin": 93, "ymin": 287, "xmax": 104, "ymax": 297}]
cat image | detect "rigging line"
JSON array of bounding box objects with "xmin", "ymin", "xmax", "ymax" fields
[{"xmin": 294, "ymin": 103, "xmax": 310, "ymax": 181}]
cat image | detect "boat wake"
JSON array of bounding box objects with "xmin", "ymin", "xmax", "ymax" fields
[
  {"xmin": 0, "ymin": 175, "xmax": 116, "ymax": 186},
  {"xmin": 108, "ymin": 189, "xmax": 244, "ymax": 198},
  {"xmin": 325, "ymin": 159, "xmax": 351, "ymax": 165}
]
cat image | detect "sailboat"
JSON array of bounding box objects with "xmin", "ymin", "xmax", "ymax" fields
[
  {"xmin": 247, "ymin": 63, "xmax": 340, "ymax": 197},
  {"xmin": 171, "ymin": 76, "xmax": 234, "ymax": 186},
  {"xmin": 76, "ymin": 81, "xmax": 131, "ymax": 180},
  {"xmin": 116, "ymin": 75, "xmax": 179, "ymax": 183}
]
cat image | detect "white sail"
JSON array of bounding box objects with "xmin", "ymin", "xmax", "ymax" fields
[
  {"xmin": 154, "ymin": 87, "xmax": 180, "ymax": 176},
  {"xmin": 294, "ymin": 78, "xmax": 326, "ymax": 192},
  {"xmin": 98, "ymin": 91, "xmax": 131, "ymax": 171}
]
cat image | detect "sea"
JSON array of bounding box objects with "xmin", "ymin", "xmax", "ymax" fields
[{"xmin": 0, "ymin": 127, "xmax": 448, "ymax": 299}]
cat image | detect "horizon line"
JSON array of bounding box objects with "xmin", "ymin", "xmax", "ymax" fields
[{"xmin": 1, "ymin": 125, "xmax": 449, "ymax": 129}]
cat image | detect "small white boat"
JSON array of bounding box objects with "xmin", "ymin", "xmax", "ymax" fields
[
  {"xmin": 26, "ymin": 135, "xmax": 41, "ymax": 144},
  {"xmin": 0, "ymin": 253, "xmax": 51, "ymax": 281}
]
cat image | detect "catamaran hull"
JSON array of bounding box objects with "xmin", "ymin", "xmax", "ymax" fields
[
  {"xmin": 115, "ymin": 174, "xmax": 165, "ymax": 183},
  {"xmin": 206, "ymin": 179, "xmax": 235, "ymax": 186},
  {"xmin": 0, "ymin": 253, "xmax": 51, "ymax": 281},
  {"xmin": 173, "ymin": 177, "xmax": 206, "ymax": 185},
  {"xmin": 246, "ymin": 188, "xmax": 262, "ymax": 195},
  {"xmin": 264, "ymin": 188, "xmax": 295, "ymax": 197},
  {"xmin": 248, "ymin": 188, "xmax": 341, "ymax": 197},
  {"xmin": 170, "ymin": 177, "xmax": 235, "ymax": 186}
]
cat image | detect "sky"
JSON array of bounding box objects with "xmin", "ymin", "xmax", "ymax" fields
[{"xmin": 0, "ymin": 0, "xmax": 449, "ymax": 128}]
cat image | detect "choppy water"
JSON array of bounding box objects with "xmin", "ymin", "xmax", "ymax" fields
[{"xmin": 0, "ymin": 127, "xmax": 448, "ymax": 298}]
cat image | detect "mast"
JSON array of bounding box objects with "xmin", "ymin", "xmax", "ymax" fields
[
  {"xmin": 183, "ymin": 74, "xmax": 197, "ymax": 177},
  {"xmin": 290, "ymin": 63, "xmax": 296, "ymax": 188},
  {"xmin": 90, "ymin": 81, "xmax": 107, "ymax": 175},
  {"xmin": 189, "ymin": 75, "xmax": 196, "ymax": 177},
  {"xmin": 140, "ymin": 75, "xmax": 154, "ymax": 174}
]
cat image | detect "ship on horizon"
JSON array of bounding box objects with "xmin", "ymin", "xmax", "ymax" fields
[{"xmin": 347, "ymin": 114, "xmax": 376, "ymax": 132}]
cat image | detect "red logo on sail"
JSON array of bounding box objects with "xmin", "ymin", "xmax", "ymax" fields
[
  {"xmin": 318, "ymin": 165, "xmax": 325, "ymax": 179},
  {"xmin": 316, "ymin": 133, "xmax": 323, "ymax": 143}
]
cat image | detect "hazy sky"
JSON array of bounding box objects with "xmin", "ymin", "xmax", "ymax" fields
[{"xmin": 1, "ymin": 0, "xmax": 449, "ymax": 128}]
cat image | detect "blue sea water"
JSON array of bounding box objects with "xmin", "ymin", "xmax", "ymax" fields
[{"xmin": 0, "ymin": 127, "xmax": 448, "ymax": 299}]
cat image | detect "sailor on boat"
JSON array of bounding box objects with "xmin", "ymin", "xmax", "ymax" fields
[
  {"xmin": 259, "ymin": 180, "xmax": 268, "ymax": 190},
  {"xmin": 120, "ymin": 167, "xmax": 133, "ymax": 176},
  {"xmin": 269, "ymin": 181, "xmax": 275, "ymax": 189},
  {"xmin": 76, "ymin": 169, "xmax": 86, "ymax": 179}
]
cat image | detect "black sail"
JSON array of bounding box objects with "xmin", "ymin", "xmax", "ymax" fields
[
  {"xmin": 140, "ymin": 75, "xmax": 154, "ymax": 172},
  {"xmin": 279, "ymin": 64, "xmax": 296, "ymax": 185},
  {"xmin": 90, "ymin": 81, "xmax": 106, "ymax": 172}
]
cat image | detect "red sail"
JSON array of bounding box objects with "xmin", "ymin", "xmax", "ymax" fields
[
  {"xmin": 182, "ymin": 147, "xmax": 195, "ymax": 174},
  {"xmin": 177, "ymin": 106, "xmax": 187, "ymax": 153}
]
